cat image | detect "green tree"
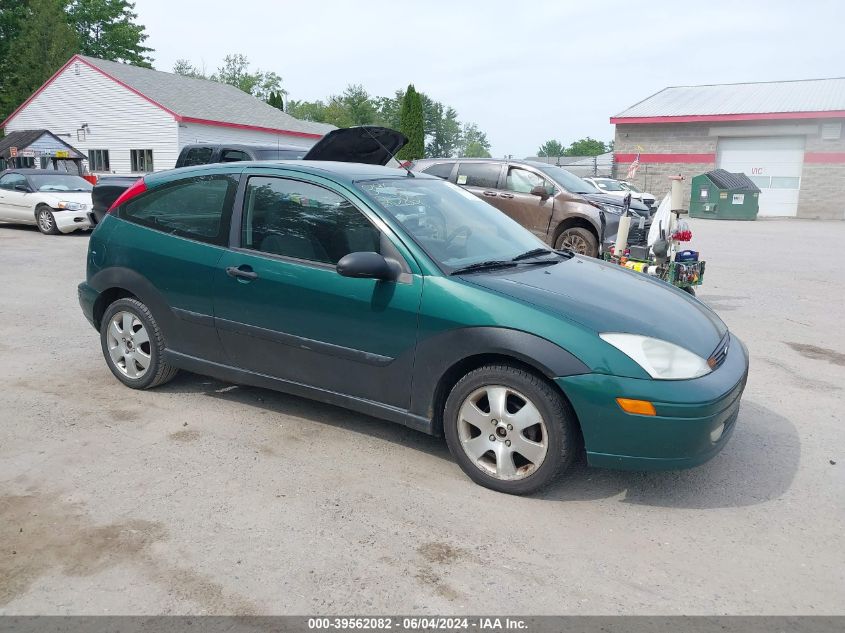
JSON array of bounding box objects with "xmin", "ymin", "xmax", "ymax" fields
[
  {"xmin": 172, "ymin": 58, "xmax": 205, "ymax": 78},
  {"xmin": 0, "ymin": 0, "xmax": 30, "ymax": 122},
  {"xmin": 537, "ymin": 140, "xmax": 565, "ymax": 158},
  {"xmin": 458, "ymin": 123, "xmax": 492, "ymax": 158},
  {"xmin": 67, "ymin": 0, "xmax": 152, "ymax": 67},
  {"xmin": 397, "ymin": 84, "xmax": 424, "ymax": 161},
  {"xmin": 564, "ymin": 137, "xmax": 608, "ymax": 156},
  {"xmin": 212, "ymin": 53, "xmax": 284, "ymax": 101},
  {"xmin": 1, "ymin": 0, "xmax": 78, "ymax": 122},
  {"xmin": 267, "ymin": 90, "xmax": 285, "ymax": 111},
  {"xmin": 286, "ymin": 99, "xmax": 328, "ymax": 123}
]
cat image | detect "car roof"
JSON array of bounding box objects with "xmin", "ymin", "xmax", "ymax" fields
[
  {"xmin": 147, "ymin": 160, "xmax": 439, "ymax": 186},
  {"xmin": 1, "ymin": 168, "xmax": 81, "ymax": 176}
]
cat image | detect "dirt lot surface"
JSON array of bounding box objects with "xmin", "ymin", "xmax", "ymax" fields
[{"xmin": 1, "ymin": 219, "xmax": 843, "ymax": 614}]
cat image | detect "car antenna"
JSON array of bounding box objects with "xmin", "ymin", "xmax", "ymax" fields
[{"xmin": 361, "ymin": 126, "xmax": 414, "ymax": 177}]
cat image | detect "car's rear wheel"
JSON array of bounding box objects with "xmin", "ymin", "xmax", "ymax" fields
[
  {"xmin": 36, "ymin": 205, "xmax": 60, "ymax": 235},
  {"xmin": 100, "ymin": 298, "xmax": 178, "ymax": 389},
  {"xmin": 555, "ymin": 227, "xmax": 598, "ymax": 257},
  {"xmin": 443, "ymin": 364, "xmax": 577, "ymax": 495}
]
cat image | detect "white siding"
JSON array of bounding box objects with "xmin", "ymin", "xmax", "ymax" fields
[
  {"xmin": 4, "ymin": 60, "xmax": 178, "ymax": 174},
  {"xmin": 178, "ymin": 122, "xmax": 319, "ymax": 152}
]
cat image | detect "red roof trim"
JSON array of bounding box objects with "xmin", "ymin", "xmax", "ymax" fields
[
  {"xmin": 611, "ymin": 111, "xmax": 845, "ymax": 124},
  {"xmin": 2, "ymin": 54, "xmax": 324, "ymax": 141},
  {"xmin": 1, "ymin": 55, "xmax": 80, "ymax": 128},
  {"xmin": 615, "ymin": 153, "xmax": 716, "ymax": 164},
  {"xmin": 804, "ymin": 152, "xmax": 845, "ymax": 163},
  {"xmin": 178, "ymin": 116, "xmax": 324, "ymax": 139}
]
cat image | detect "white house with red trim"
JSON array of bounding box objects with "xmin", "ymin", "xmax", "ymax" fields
[
  {"xmin": 1, "ymin": 54, "xmax": 334, "ymax": 176},
  {"xmin": 612, "ymin": 78, "xmax": 845, "ymax": 219}
]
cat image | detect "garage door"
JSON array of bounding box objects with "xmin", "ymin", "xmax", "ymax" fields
[{"xmin": 716, "ymin": 136, "xmax": 805, "ymax": 217}]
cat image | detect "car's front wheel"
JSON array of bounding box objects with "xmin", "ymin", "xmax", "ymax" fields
[
  {"xmin": 555, "ymin": 227, "xmax": 598, "ymax": 257},
  {"xmin": 36, "ymin": 205, "xmax": 60, "ymax": 235},
  {"xmin": 100, "ymin": 298, "xmax": 178, "ymax": 389},
  {"xmin": 443, "ymin": 364, "xmax": 577, "ymax": 495}
]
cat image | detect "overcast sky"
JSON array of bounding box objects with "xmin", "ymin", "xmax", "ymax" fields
[{"xmin": 135, "ymin": 0, "xmax": 845, "ymax": 157}]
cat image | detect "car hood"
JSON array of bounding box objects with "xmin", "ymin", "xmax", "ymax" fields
[
  {"xmin": 38, "ymin": 191, "xmax": 92, "ymax": 205},
  {"xmin": 303, "ymin": 126, "xmax": 407, "ymax": 165},
  {"xmin": 463, "ymin": 256, "xmax": 727, "ymax": 358},
  {"xmin": 583, "ymin": 192, "xmax": 650, "ymax": 214}
]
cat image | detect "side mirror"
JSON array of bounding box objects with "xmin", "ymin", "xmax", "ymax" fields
[
  {"xmin": 530, "ymin": 184, "xmax": 550, "ymax": 199},
  {"xmin": 336, "ymin": 251, "xmax": 401, "ymax": 281},
  {"xmin": 14, "ymin": 184, "xmax": 31, "ymax": 193}
]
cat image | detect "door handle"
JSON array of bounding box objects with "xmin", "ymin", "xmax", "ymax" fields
[
  {"xmin": 499, "ymin": 192, "xmax": 514, "ymax": 198},
  {"xmin": 226, "ymin": 265, "xmax": 258, "ymax": 281},
  {"xmin": 482, "ymin": 190, "xmax": 497, "ymax": 197}
]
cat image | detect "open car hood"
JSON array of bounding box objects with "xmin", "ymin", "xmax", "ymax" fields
[{"xmin": 303, "ymin": 126, "xmax": 407, "ymax": 166}]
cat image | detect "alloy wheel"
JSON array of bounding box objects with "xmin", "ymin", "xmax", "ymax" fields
[
  {"xmin": 106, "ymin": 311, "xmax": 152, "ymax": 379},
  {"xmin": 559, "ymin": 231, "xmax": 589, "ymax": 254},
  {"xmin": 456, "ymin": 385, "xmax": 548, "ymax": 481},
  {"xmin": 38, "ymin": 209, "xmax": 54, "ymax": 233}
]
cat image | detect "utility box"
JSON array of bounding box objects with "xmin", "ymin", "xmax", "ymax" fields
[{"xmin": 689, "ymin": 169, "xmax": 761, "ymax": 220}]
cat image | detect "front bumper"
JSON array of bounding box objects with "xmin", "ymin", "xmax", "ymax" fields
[
  {"xmin": 556, "ymin": 334, "xmax": 749, "ymax": 470},
  {"xmin": 54, "ymin": 208, "xmax": 92, "ymax": 233}
]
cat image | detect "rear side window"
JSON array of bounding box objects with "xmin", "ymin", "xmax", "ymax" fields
[
  {"xmin": 422, "ymin": 163, "xmax": 455, "ymax": 180},
  {"xmin": 241, "ymin": 176, "xmax": 383, "ymax": 265},
  {"xmin": 456, "ymin": 163, "xmax": 500, "ymax": 188},
  {"xmin": 220, "ymin": 149, "xmax": 251, "ymax": 162},
  {"xmin": 179, "ymin": 147, "xmax": 214, "ymax": 167},
  {"xmin": 120, "ymin": 174, "xmax": 238, "ymax": 245}
]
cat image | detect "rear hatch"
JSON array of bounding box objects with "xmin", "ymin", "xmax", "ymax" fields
[{"xmin": 303, "ymin": 127, "xmax": 407, "ymax": 165}]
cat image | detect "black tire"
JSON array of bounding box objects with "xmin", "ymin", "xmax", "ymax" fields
[
  {"xmin": 35, "ymin": 205, "xmax": 60, "ymax": 235},
  {"xmin": 100, "ymin": 298, "xmax": 178, "ymax": 389},
  {"xmin": 443, "ymin": 364, "xmax": 577, "ymax": 495},
  {"xmin": 555, "ymin": 226, "xmax": 598, "ymax": 257}
]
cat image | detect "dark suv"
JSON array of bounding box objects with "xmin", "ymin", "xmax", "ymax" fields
[{"xmin": 411, "ymin": 158, "xmax": 650, "ymax": 257}]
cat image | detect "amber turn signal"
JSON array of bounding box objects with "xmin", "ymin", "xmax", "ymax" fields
[{"xmin": 616, "ymin": 398, "xmax": 656, "ymax": 416}]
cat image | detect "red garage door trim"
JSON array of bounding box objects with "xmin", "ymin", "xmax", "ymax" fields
[
  {"xmin": 614, "ymin": 153, "xmax": 716, "ymax": 163},
  {"xmin": 804, "ymin": 152, "xmax": 845, "ymax": 163},
  {"xmin": 611, "ymin": 111, "xmax": 845, "ymax": 124}
]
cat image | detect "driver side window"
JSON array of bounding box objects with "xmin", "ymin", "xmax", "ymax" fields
[
  {"xmin": 505, "ymin": 167, "xmax": 552, "ymax": 195},
  {"xmin": 0, "ymin": 173, "xmax": 26, "ymax": 191}
]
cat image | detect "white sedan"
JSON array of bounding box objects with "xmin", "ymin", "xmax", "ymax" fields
[
  {"xmin": 0, "ymin": 169, "xmax": 93, "ymax": 234},
  {"xmin": 583, "ymin": 177, "xmax": 656, "ymax": 208}
]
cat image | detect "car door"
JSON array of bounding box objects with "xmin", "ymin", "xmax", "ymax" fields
[
  {"xmin": 495, "ymin": 165, "xmax": 556, "ymax": 238},
  {"xmin": 213, "ymin": 168, "xmax": 423, "ymax": 409},
  {"xmin": 0, "ymin": 173, "xmax": 32, "ymax": 222},
  {"xmin": 455, "ymin": 162, "xmax": 505, "ymax": 208},
  {"xmin": 113, "ymin": 170, "xmax": 241, "ymax": 363}
]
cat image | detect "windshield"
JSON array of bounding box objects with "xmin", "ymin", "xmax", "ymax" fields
[
  {"xmin": 28, "ymin": 174, "xmax": 92, "ymax": 192},
  {"xmin": 533, "ymin": 164, "xmax": 599, "ymax": 194},
  {"xmin": 595, "ymin": 179, "xmax": 626, "ymax": 191},
  {"xmin": 357, "ymin": 178, "xmax": 545, "ymax": 273},
  {"xmin": 622, "ymin": 182, "xmax": 642, "ymax": 193}
]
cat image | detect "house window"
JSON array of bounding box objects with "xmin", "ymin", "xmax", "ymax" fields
[
  {"xmin": 131, "ymin": 149, "xmax": 154, "ymax": 173},
  {"xmin": 88, "ymin": 149, "xmax": 110, "ymax": 172}
]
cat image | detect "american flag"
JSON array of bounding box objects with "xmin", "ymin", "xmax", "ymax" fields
[{"xmin": 625, "ymin": 153, "xmax": 640, "ymax": 180}]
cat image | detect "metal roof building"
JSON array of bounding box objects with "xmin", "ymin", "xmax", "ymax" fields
[
  {"xmin": 2, "ymin": 54, "xmax": 334, "ymax": 175},
  {"xmin": 611, "ymin": 78, "xmax": 845, "ymax": 220}
]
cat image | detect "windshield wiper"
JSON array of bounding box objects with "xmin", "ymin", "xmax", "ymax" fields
[
  {"xmin": 511, "ymin": 248, "xmax": 556, "ymax": 262},
  {"xmin": 450, "ymin": 260, "xmax": 518, "ymax": 275}
]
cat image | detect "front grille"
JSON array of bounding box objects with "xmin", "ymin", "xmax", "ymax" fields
[
  {"xmin": 628, "ymin": 221, "xmax": 650, "ymax": 246},
  {"xmin": 708, "ymin": 334, "xmax": 730, "ymax": 370}
]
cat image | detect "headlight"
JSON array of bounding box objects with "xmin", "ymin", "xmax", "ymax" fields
[
  {"xmin": 599, "ymin": 203, "xmax": 623, "ymax": 215},
  {"xmin": 600, "ymin": 333, "xmax": 711, "ymax": 380},
  {"xmin": 56, "ymin": 201, "xmax": 86, "ymax": 211}
]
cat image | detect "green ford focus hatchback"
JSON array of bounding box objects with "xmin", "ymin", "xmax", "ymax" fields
[{"xmin": 79, "ymin": 157, "xmax": 748, "ymax": 495}]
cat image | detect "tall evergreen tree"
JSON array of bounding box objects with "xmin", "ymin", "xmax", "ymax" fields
[
  {"xmin": 397, "ymin": 84, "xmax": 424, "ymax": 161},
  {"xmin": 0, "ymin": 0, "xmax": 30, "ymax": 123},
  {"xmin": 1, "ymin": 0, "xmax": 78, "ymax": 122},
  {"xmin": 67, "ymin": 0, "xmax": 152, "ymax": 66}
]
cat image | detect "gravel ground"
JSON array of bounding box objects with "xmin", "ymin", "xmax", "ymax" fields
[{"xmin": 0, "ymin": 218, "xmax": 843, "ymax": 615}]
